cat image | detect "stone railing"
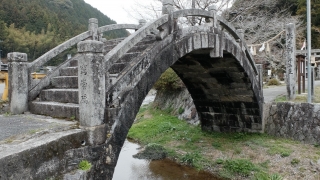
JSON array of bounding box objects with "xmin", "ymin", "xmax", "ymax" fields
[{"xmin": 27, "ymin": 20, "xmax": 140, "ymax": 100}]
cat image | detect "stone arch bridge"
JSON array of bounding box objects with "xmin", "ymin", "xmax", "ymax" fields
[{"xmin": 5, "ymin": 2, "xmax": 263, "ymax": 179}]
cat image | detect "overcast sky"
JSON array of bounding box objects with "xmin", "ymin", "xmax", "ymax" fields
[{"xmin": 84, "ymin": 0, "xmax": 150, "ymax": 24}]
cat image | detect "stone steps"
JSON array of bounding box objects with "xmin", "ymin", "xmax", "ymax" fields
[
  {"xmin": 60, "ymin": 67, "xmax": 78, "ymax": 76},
  {"xmin": 109, "ymin": 63, "xmax": 126, "ymax": 74},
  {"xmin": 69, "ymin": 59, "xmax": 78, "ymax": 67},
  {"xmin": 29, "ymin": 35, "xmax": 157, "ymax": 120},
  {"xmin": 29, "ymin": 101, "xmax": 79, "ymax": 120},
  {"xmin": 40, "ymin": 89, "xmax": 79, "ymax": 104},
  {"xmin": 51, "ymin": 76, "xmax": 78, "ymax": 88},
  {"xmin": 116, "ymin": 52, "xmax": 140, "ymax": 63}
]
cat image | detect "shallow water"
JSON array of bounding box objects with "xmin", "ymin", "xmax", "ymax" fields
[{"xmin": 112, "ymin": 140, "xmax": 220, "ymax": 180}]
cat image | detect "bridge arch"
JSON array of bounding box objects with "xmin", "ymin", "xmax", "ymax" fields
[
  {"xmin": 6, "ymin": 5, "xmax": 264, "ymax": 178},
  {"xmin": 104, "ymin": 21, "xmax": 263, "ymax": 177}
]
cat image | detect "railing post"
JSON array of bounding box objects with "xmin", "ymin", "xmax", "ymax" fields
[
  {"xmin": 256, "ymin": 64, "xmax": 264, "ymax": 90},
  {"xmin": 236, "ymin": 29, "xmax": 244, "ymax": 39},
  {"xmin": 208, "ymin": 5, "xmax": 218, "ymax": 28},
  {"xmin": 137, "ymin": 19, "xmax": 147, "ymax": 31},
  {"xmin": 7, "ymin": 52, "xmax": 28, "ymax": 114},
  {"xmin": 157, "ymin": 0, "xmax": 174, "ymax": 40},
  {"xmin": 139, "ymin": 19, "xmax": 147, "ymax": 28},
  {"xmin": 162, "ymin": 0, "xmax": 174, "ymax": 15},
  {"xmin": 88, "ymin": 18, "xmax": 99, "ymax": 41},
  {"xmin": 77, "ymin": 40, "xmax": 106, "ymax": 145},
  {"xmin": 285, "ymin": 23, "xmax": 296, "ymax": 101}
]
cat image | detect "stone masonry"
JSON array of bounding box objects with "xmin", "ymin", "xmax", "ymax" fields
[{"xmin": 265, "ymin": 102, "xmax": 320, "ymax": 145}]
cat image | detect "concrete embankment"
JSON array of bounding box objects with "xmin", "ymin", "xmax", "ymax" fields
[{"xmin": 0, "ymin": 115, "xmax": 90, "ymax": 179}]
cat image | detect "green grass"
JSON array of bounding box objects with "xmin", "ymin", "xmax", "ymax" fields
[
  {"xmin": 267, "ymin": 145, "xmax": 293, "ymax": 157},
  {"xmin": 274, "ymin": 86, "xmax": 320, "ymax": 103},
  {"xmin": 78, "ymin": 160, "xmax": 92, "ymax": 171},
  {"xmin": 128, "ymin": 107, "xmax": 294, "ymax": 179},
  {"xmin": 291, "ymin": 158, "xmax": 300, "ymax": 165},
  {"xmin": 274, "ymin": 95, "xmax": 287, "ymax": 102},
  {"xmin": 223, "ymin": 159, "xmax": 259, "ymax": 176},
  {"xmin": 178, "ymin": 107, "xmax": 184, "ymax": 114}
]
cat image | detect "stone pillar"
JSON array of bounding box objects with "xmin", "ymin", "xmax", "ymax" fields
[
  {"xmin": 77, "ymin": 40, "xmax": 106, "ymax": 145},
  {"xmin": 236, "ymin": 29, "xmax": 244, "ymax": 39},
  {"xmin": 256, "ymin": 64, "xmax": 263, "ymax": 90},
  {"xmin": 208, "ymin": 5, "xmax": 218, "ymax": 28},
  {"xmin": 285, "ymin": 23, "xmax": 296, "ymax": 101},
  {"xmin": 317, "ymin": 65, "xmax": 320, "ymax": 80},
  {"xmin": 8, "ymin": 52, "xmax": 29, "ymax": 114},
  {"xmin": 162, "ymin": 0, "xmax": 174, "ymax": 15},
  {"xmin": 88, "ymin": 18, "xmax": 99, "ymax": 41},
  {"xmin": 138, "ymin": 19, "xmax": 147, "ymax": 30}
]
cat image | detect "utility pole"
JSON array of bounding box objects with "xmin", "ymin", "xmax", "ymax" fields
[
  {"xmin": 307, "ymin": 0, "xmax": 312, "ymax": 103},
  {"xmin": 0, "ymin": 40, "xmax": 2, "ymax": 65}
]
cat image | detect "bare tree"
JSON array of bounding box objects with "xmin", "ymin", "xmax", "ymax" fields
[
  {"xmin": 126, "ymin": 0, "xmax": 234, "ymax": 24},
  {"xmin": 224, "ymin": 0, "xmax": 303, "ymax": 80},
  {"xmin": 127, "ymin": 0, "xmax": 303, "ymax": 80}
]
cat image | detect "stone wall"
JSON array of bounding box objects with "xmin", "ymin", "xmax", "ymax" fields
[
  {"xmin": 153, "ymin": 88, "xmax": 199, "ymax": 125},
  {"xmin": 264, "ymin": 102, "xmax": 320, "ymax": 145}
]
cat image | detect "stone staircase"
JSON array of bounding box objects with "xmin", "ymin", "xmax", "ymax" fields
[{"xmin": 29, "ymin": 35, "xmax": 157, "ymax": 120}]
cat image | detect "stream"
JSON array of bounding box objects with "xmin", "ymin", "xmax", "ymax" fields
[
  {"xmin": 112, "ymin": 140, "xmax": 220, "ymax": 180},
  {"xmin": 112, "ymin": 91, "xmax": 220, "ymax": 179}
]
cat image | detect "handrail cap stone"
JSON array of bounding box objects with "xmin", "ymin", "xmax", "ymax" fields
[
  {"xmin": 78, "ymin": 40, "xmax": 104, "ymax": 53},
  {"xmin": 162, "ymin": 0, "xmax": 174, "ymax": 5},
  {"xmin": 8, "ymin": 52, "xmax": 28, "ymax": 62}
]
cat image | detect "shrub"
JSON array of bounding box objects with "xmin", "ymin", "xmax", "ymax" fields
[
  {"xmin": 154, "ymin": 68, "xmax": 184, "ymax": 91},
  {"xmin": 267, "ymin": 78, "xmax": 280, "ymax": 86}
]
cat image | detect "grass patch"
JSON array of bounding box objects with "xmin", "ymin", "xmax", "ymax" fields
[
  {"xmin": 254, "ymin": 172, "xmax": 283, "ymax": 180},
  {"xmin": 178, "ymin": 107, "xmax": 184, "ymax": 114},
  {"xmin": 128, "ymin": 106, "xmax": 314, "ymax": 179},
  {"xmin": 4, "ymin": 112, "xmax": 11, "ymax": 117},
  {"xmin": 212, "ymin": 141, "xmax": 223, "ymax": 150},
  {"xmin": 274, "ymin": 86, "xmax": 320, "ymax": 103},
  {"xmin": 267, "ymin": 145, "xmax": 293, "ymax": 157},
  {"xmin": 224, "ymin": 159, "xmax": 259, "ymax": 176},
  {"xmin": 291, "ymin": 158, "xmax": 300, "ymax": 165},
  {"xmin": 181, "ymin": 151, "xmax": 203, "ymax": 168},
  {"xmin": 78, "ymin": 160, "xmax": 91, "ymax": 171}
]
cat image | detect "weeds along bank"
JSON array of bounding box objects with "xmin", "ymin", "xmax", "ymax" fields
[{"xmin": 129, "ymin": 106, "xmax": 320, "ymax": 180}]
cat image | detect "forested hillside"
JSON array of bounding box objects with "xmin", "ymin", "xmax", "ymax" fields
[{"xmin": 0, "ymin": 0, "xmax": 128, "ymax": 62}]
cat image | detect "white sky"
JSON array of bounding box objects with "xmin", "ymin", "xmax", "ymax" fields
[
  {"xmin": 84, "ymin": 0, "xmax": 150, "ymax": 24},
  {"xmin": 83, "ymin": 0, "xmax": 233, "ymax": 25}
]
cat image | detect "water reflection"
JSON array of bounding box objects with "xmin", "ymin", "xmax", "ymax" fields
[{"xmin": 113, "ymin": 140, "xmax": 220, "ymax": 180}]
